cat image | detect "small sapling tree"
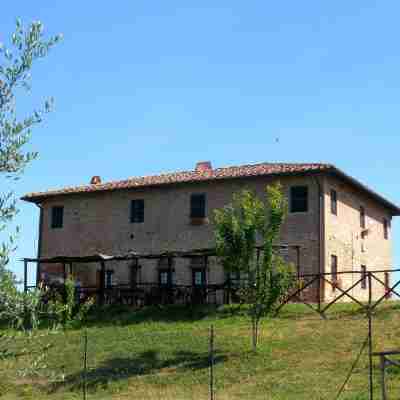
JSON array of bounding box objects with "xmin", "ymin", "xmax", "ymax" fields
[{"xmin": 214, "ymin": 183, "xmax": 295, "ymax": 351}]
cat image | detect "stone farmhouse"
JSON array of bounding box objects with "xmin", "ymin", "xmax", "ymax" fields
[{"xmin": 22, "ymin": 161, "xmax": 399, "ymax": 303}]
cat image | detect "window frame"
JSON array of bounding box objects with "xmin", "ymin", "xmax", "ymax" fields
[
  {"xmin": 190, "ymin": 193, "xmax": 207, "ymax": 219},
  {"xmin": 330, "ymin": 189, "xmax": 338, "ymax": 216},
  {"xmin": 130, "ymin": 199, "xmax": 145, "ymax": 223},
  {"xmin": 51, "ymin": 206, "xmax": 64, "ymax": 229},
  {"xmin": 290, "ymin": 186, "xmax": 309, "ymax": 213}
]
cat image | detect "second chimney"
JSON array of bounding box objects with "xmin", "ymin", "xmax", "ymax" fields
[
  {"xmin": 90, "ymin": 176, "xmax": 102, "ymax": 185},
  {"xmin": 195, "ymin": 161, "xmax": 212, "ymax": 172}
]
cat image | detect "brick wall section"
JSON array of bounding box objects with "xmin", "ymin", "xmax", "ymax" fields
[
  {"xmin": 323, "ymin": 175, "xmax": 393, "ymax": 302},
  {"xmin": 38, "ymin": 175, "xmax": 321, "ymax": 290}
]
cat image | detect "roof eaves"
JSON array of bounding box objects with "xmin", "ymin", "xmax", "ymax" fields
[{"xmin": 328, "ymin": 167, "xmax": 400, "ymax": 216}]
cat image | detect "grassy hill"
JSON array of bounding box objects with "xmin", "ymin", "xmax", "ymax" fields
[{"xmin": 1, "ymin": 302, "xmax": 400, "ymax": 399}]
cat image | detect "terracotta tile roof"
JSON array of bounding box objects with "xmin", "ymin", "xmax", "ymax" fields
[
  {"xmin": 21, "ymin": 162, "xmax": 331, "ymax": 202},
  {"xmin": 20, "ymin": 161, "xmax": 400, "ymax": 215}
]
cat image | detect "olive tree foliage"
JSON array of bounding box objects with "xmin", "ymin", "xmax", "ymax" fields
[
  {"xmin": 214, "ymin": 183, "xmax": 295, "ymax": 351},
  {"xmin": 0, "ymin": 19, "xmax": 61, "ymax": 274},
  {"xmin": 0, "ymin": 19, "xmax": 61, "ymax": 329}
]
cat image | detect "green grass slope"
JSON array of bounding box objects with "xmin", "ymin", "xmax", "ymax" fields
[{"xmin": 1, "ymin": 302, "xmax": 400, "ymax": 399}]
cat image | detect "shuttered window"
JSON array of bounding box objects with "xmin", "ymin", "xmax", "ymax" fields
[
  {"xmin": 51, "ymin": 206, "xmax": 64, "ymax": 229},
  {"xmin": 290, "ymin": 186, "xmax": 308, "ymax": 213},
  {"xmin": 130, "ymin": 199, "xmax": 144, "ymax": 223},
  {"xmin": 190, "ymin": 194, "xmax": 206, "ymax": 218}
]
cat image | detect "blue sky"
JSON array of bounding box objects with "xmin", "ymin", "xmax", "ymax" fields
[{"xmin": 1, "ymin": 1, "xmax": 399, "ymax": 284}]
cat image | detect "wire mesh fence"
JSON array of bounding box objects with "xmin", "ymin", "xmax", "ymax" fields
[{"xmin": 1, "ymin": 302, "xmax": 400, "ymax": 400}]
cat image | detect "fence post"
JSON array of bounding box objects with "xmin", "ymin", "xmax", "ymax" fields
[
  {"xmin": 367, "ymin": 272, "xmax": 374, "ymax": 400},
  {"xmin": 209, "ymin": 325, "xmax": 215, "ymax": 400},
  {"xmin": 379, "ymin": 355, "xmax": 387, "ymax": 400},
  {"xmin": 83, "ymin": 329, "xmax": 88, "ymax": 400}
]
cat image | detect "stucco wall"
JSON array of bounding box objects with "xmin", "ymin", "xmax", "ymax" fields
[{"xmin": 323, "ymin": 175, "xmax": 393, "ymax": 302}]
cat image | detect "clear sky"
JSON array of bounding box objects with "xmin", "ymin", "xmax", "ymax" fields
[{"xmin": 1, "ymin": 1, "xmax": 399, "ymax": 285}]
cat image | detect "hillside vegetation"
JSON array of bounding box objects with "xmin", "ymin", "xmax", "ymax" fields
[{"xmin": 1, "ymin": 302, "xmax": 400, "ymax": 399}]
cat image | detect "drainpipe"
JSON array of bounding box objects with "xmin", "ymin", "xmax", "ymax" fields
[
  {"xmin": 313, "ymin": 175, "xmax": 325, "ymax": 303},
  {"xmin": 35, "ymin": 203, "xmax": 43, "ymax": 286}
]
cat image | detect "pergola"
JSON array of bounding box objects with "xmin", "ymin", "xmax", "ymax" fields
[{"xmin": 22, "ymin": 244, "xmax": 300, "ymax": 305}]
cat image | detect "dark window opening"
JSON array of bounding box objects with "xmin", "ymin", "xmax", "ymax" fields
[
  {"xmin": 384, "ymin": 218, "xmax": 389, "ymax": 240},
  {"xmin": 192, "ymin": 269, "xmax": 206, "ymax": 287},
  {"xmin": 159, "ymin": 270, "xmax": 174, "ymax": 287},
  {"xmin": 361, "ymin": 265, "xmax": 367, "ymax": 289},
  {"xmin": 130, "ymin": 199, "xmax": 144, "ymax": 223},
  {"xmin": 51, "ymin": 206, "xmax": 64, "ymax": 229},
  {"xmin": 190, "ymin": 194, "xmax": 206, "ymax": 218},
  {"xmin": 331, "ymin": 255, "xmax": 338, "ymax": 283},
  {"xmin": 360, "ymin": 206, "xmax": 366, "ymax": 229},
  {"xmin": 331, "ymin": 189, "xmax": 338, "ymax": 215},
  {"xmin": 105, "ymin": 270, "xmax": 114, "ymax": 288},
  {"xmin": 290, "ymin": 186, "xmax": 308, "ymax": 213}
]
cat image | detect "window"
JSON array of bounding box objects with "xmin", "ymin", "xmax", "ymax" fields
[
  {"xmin": 383, "ymin": 218, "xmax": 389, "ymax": 240},
  {"xmin": 159, "ymin": 271, "xmax": 169, "ymax": 286},
  {"xmin": 51, "ymin": 206, "xmax": 64, "ymax": 229},
  {"xmin": 158, "ymin": 258, "xmax": 175, "ymax": 286},
  {"xmin": 361, "ymin": 265, "xmax": 367, "ymax": 289},
  {"xmin": 190, "ymin": 193, "xmax": 206, "ymax": 218},
  {"xmin": 192, "ymin": 269, "xmax": 206, "ymax": 286},
  {"xmin": 159, "ymin": 270, "xmax": 175, "ymax": 286},
  {"xmin": 360, "ymin": 206, "xmax": 366, "ymax": 229},
  {"xmin": 105, "ymin": 270, "xmax": 114, "ymax": 288},
  {"xmin": 331, "ymin": 255, "xmax": 338, "ymax": 282},
  {"xmin": 130, "ymin": 199, "xmax": 144, "ymax": 223},
  {"xmin": 330, "ymin": 189, "xmax": 338, "ymax": 215},
  {"xmin": 290, "ymin": 186, "xmax": 308, "ymax": 213}
]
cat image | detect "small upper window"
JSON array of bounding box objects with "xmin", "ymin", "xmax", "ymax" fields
[
  {"xmin": 190, "ymin": 194, "xmax": 206, "ymax": 218},
  {"xmin": 360, "ymin": 206, "xmax": 366, "ymax": 229},
  {"xmin": 130, "ymin": 199, "xmax": 144, "ymax": 223},
  {"xmin": 330, "ymin": 189, "xmax": 337, "ymax": 215},
  {"xmin": 51, "ymin": 206, "xmax": 64, "ymax": 229},
  {"xmin": 383, "ymin": 218, "xmax": 389, "ymax": 240},
  {"xmin": 290, "ymin": 186, "xmax": 308, "ymax": 213}
]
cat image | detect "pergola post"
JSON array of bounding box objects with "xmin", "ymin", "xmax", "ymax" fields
[
  {"xmin": 63, "ymin": 263, "xmax": 67, "ymax": 283},
  {"xmin": 23, "ymin": 260, "xmax": 28, "ymax": 293},
  {"xmin": 99, "ymin": 261, "xmax": 106, "ymax": 305},
  {"xmin": 167, "ymin": 256, "xmax": 174, "ymax": 304}
]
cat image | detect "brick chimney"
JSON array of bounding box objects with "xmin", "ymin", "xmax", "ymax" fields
[
  {"xmin": 90, "ymin": 176, "xmax": 102, "ymax": 185},
  {"xmin": 195, "ymin": 161, "xmax": 212, "ymax": 172}
]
